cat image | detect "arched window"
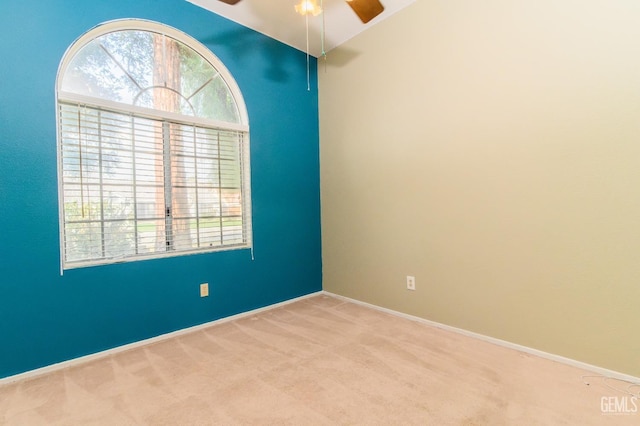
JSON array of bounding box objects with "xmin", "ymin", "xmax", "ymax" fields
[{"xmin": 57, "ymin": 20, "xmax": 251, "ymax": 270}]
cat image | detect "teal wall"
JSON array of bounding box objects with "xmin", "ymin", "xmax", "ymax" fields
[{"xmin": 0, "ymin": 0, "xmax": 321, "ymax": 379}]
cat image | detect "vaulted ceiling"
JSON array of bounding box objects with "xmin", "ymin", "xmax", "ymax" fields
[{"xmin": 188, "ymin": 0, "xmax": 416, "ymax": 57}]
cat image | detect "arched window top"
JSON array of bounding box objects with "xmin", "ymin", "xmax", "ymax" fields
[{"xmin": 58, "ymin": 20, "xmax": 247, "ymax": 126}]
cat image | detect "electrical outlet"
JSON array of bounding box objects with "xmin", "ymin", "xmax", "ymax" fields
[
  {"xmin": 200, "ymin": 283, "xmax": 209, "ymax": 297},
  {"xmin": 406, "ymin": 276, "xmax": 416, "ymax": 291}
]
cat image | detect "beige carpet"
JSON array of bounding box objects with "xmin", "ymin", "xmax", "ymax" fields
[{"xmin": 0, "ymin": 294, "xmax": 637, "ymax": 425}]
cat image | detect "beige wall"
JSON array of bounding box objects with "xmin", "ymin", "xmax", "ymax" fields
[{"xmin": 319, "ymin": 0, "xmax": 640, "ymax": 377}]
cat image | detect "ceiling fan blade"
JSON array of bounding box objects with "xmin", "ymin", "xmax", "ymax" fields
[
  {"xmin": 345, "ymin": 0, "xmax": 385, "ymax": 24},
  {"xmin": 217, "ymin": 0, "xmax": 242, "ymax": 5}
]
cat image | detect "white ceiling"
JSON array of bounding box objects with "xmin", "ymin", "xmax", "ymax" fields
[{"xmin": 188, "ymin": 0, "xmax": 415, "ymax": 57}]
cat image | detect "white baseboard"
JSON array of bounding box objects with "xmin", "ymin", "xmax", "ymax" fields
[
  {"xmin": 4, "ymin": 289, "xmax": 637, "ymax": 388},
  {"xmin": 323, "ymin": 291, "xmax": 640, "ymax": 383},
  {"xmin": 0, "ymin": 291, "xmax": 322, "ymax": 387}
]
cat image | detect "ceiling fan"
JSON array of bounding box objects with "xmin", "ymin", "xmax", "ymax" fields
[{"xmin": 216, "ymin": 0, "xmax": 385, "ymax": 24}]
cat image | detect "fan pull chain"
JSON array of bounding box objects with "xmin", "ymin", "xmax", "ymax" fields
[
  {"xmin": 305, "ymin": 12, "xmax": 310, "ymax": 91},
  {"xmin": 321, "ymin": 0, "xmax": 327, "ymax": 71}
]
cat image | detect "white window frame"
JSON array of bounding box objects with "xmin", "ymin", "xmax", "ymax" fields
[{"xmin": 56, "ymin": 19, "xmax": 252, "ymax": 271}]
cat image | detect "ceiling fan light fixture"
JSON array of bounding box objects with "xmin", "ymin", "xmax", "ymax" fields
[{"xmin": 295, "ymin": 0, "xmax": 323, "ymax": 17}]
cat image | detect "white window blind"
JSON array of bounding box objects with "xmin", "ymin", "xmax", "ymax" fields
[{"xmin": 59, "ymin": 102, "xmax": 250, "ymax": 268}]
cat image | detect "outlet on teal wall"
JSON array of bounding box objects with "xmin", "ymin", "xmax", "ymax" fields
[{"xmin": 0, "ymin": 0, "xmax": 321, "ymax": 379}]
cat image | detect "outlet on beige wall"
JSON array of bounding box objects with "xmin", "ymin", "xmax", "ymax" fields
[{"xmin": 319, "ymin": 0, "xmax": 640, "ymax": 377}]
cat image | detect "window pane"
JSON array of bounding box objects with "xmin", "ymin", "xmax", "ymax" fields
[
  {"xmin": 65, "ymin": 221, "xmax": 102, "ymax": 262},
  {"xmin": 198, "ymin": 189, "xmax": 221, "ymax": 217},
  {"xmin": 172, "ymin": 218, "xmax": 196, "ymax": 251},
  {"xmin": 103, "ymin": 185, "xmax": 134, "ymax": 220},
  {"xmin": 104, "ymin": 220, "xmax": 136, "ymax": 258},
  {"xmin": 137, "ymin": 219, "xmax": 166, "ymax": 253},
  {"xmin": 61, "ymin": 35, "xmax": 150, "ymax": 104},
  {"xmin": 200, "ymin": 218, "xmax": 222, "ymax": 247},
  {"xmin": 135, "ymin": 186, "xmax": 164, "ymax": 220},
  {"xmin": 61, "ymin": 29, "xmax": 241, "ymax": 123},
  {"xmin": 222, "ymin": 218, "xmax": 244, "ymax": 245},
  {"xmin": 189, "ymin": 76, "xmax": 240, "ymax": 122}
]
